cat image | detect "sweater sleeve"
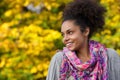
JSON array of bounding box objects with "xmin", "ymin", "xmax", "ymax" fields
[
  {"xmin": 46, "ymin": 52, "xmax": 63, "ymax": 80},
  {"xmin": 107, "ymin": 48, "xmax": 120, "ymax": 80}
]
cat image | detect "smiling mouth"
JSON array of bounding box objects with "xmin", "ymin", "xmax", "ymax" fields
[{"xmin": 66, "ymin": 42, "xmax": 73, "ymax": 48}]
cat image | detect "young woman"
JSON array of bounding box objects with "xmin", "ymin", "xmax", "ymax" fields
[{"xmin": 46, "ymin": 0, "xmax": 120, "ymax": 80}]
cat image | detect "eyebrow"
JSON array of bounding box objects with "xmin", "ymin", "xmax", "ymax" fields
[{"xmin": 61, "ymin": 28, "xmax": 72, "ymax": 34}]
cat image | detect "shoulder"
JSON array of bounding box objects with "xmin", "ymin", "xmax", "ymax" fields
[
  {"xmin": 46, "ymin": 51, "xmax": 64, "ymax": 80},
  {"xmin": 106, "ymin": 48, "xmax": 120, "ymax": 59},
  {"xmin": 106, "ymin": 48, "xmax": 120, "ymax": 69},
  {"xmin": 106, "ymin": 49, "xmax": 120, "ymax": 80},
  {"xmin": 53, "ymin": 51, "xmax": 63, "ymax": 59},
  {"xmin": 50, "ymin": 51, "xmax": 64, "ymax": 66},
  {"xmin": 52, "ymin": 51, "xmax": 63, "ymax": 60}
]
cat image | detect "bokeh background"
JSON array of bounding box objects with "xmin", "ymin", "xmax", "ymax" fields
[{"xmin": 0, "ymin": 0, "xmax": 120, "ymax": 80}]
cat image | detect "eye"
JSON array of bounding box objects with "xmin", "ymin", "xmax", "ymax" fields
[
  {"xmin": 61, "ymin": 33, "xmax": 64, "ymax": 37},
  {"xmin": 68, "ymin": 31, "xmax": 73, "ymax": 35}
]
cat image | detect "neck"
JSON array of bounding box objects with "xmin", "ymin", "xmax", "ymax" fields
[{"xmin": 76, "ymin": 39, "xmax": 90, "ymax": 62}]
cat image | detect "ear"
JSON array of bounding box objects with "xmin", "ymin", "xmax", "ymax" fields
[{"xmin": 84, "ymin": 27, "xmax": 90, "ymax": 37}]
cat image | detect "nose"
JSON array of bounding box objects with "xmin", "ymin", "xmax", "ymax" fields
[{"xmin": 63, "ymin": 34, "xmax": 69, "ymax": 44}]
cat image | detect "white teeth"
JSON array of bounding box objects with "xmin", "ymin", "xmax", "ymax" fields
[{"xmin": 66, "ymin": 43, "xmax": 72, "ymax": 46}]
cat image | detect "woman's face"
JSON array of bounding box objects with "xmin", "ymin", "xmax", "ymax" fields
[{"xmin": 61, "ymin": 20, "xmax": 89, "ymax": 51}]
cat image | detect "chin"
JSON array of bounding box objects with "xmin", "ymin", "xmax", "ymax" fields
[{"xmin": 67, "ymin": 47, "xmax": 75, "ymax": 51}]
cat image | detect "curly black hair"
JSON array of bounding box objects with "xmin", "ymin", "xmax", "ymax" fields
[{"xmin": 62, "ymin": 0, "xmax": 106, "ymax": 38}]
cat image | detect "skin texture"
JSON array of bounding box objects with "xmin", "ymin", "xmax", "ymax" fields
[{"xmin": 61, "ymin": 20, "xmax": 91, "ymax": 62}]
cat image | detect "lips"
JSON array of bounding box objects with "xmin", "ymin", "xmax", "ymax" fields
[{"xmin": 66, "ymin": 42, "xmax": 73, "ymax": 48}]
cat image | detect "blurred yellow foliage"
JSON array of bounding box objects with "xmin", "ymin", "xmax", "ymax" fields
[
  {"xmin": 0, "ymin": 0, "xmax": 120, "ymax": 80},
  {"xmin": 4, "ymin": 10, "xmax": 13, "ymax": 17}
]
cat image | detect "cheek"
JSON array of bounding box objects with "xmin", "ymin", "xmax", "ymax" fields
[
  {"xmin": 74, "ymin": 35, "xmax": 82, "ymax": 41},
  {"xmin": 74, "ymin": 36, "xmax": 84, "ymax": 45}
]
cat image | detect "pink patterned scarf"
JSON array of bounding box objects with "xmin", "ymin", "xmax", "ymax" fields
[{"xmin": 60, "ymin": 40, "xmax": 108, "ymax": 80}]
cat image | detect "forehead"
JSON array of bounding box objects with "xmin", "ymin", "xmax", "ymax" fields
[{"xmin": 61, "ymin": 20, "xmax": 80, "ymax": 33}]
